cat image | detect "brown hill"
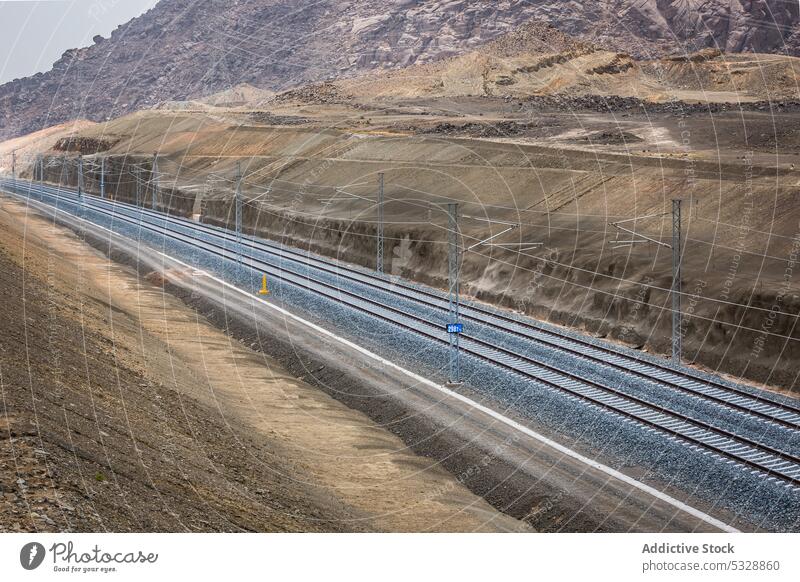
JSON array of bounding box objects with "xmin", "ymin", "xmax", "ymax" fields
[
  {"xmin": 325, "ymin": 38, "xmax": 800, "ymax": 103},
  {"xmin": 0, "ymin": 120, "xmax": 97, "ymax": 174}
]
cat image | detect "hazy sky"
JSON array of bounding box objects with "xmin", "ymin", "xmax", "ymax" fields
[{"xmin": 0, "ymin": 0, "xmax": 158, "ymax": 84}]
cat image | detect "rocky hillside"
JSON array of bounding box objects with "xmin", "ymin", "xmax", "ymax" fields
[
  {"xmin": 575, "ymin": 0, "xmax": 800, "ymax": 56},
  {"xmin": 1, "ymin": 0, "xmax": 799, "ymax": 140},
  {"xmin": 330, "ymin": 40, "xmax": 800, "ymax": 104}
]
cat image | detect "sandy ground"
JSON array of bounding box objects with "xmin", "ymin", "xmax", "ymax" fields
[{"xmin": 0, "ymin": 196, "xmax": 524, "ymax": 532}]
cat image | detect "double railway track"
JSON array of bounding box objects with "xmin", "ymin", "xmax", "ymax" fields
[{"xmin": 5, "ymin": 179, "xmax": 800, "ymax": 489}]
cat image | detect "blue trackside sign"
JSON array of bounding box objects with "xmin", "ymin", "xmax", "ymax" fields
[{"xmin": 447, "ymin": 323, "xmax": 464, "ymax": 334}]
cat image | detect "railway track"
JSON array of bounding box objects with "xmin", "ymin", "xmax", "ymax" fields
[
  {"xmin": 14, "ymin": 180, "xmax": 800, "ymax": 428},
  {"xmin": 6, "ymin": 179, "xmax": 800, "ymax": 489}
]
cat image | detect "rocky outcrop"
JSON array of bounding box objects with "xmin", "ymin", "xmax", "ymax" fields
[{"xmin": 1, "ymin": 0, "xmax": 799, "ymax": 140}]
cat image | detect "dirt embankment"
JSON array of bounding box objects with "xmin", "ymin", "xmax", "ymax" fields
[
  {"xmin": 0, "ymin": 197, "xmax": 522, "ymax": 533},
  {"xmin": 0, "ymin": 121, "xmax": 97, "ymax": 175},
  {"xmin": 21, "ymin": 109, "xmax": 800, "ymax": 394},
  {"xmin": 37, "ymin": 154, "xmax": 196, "ymax": 218}
]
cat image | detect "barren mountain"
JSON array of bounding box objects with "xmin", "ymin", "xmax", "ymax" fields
[
  {"xmin": 1, "ymin": 0, "xmax": 799, "ymax": 140},
  {"xmin": 329, "ymin": 36, "xmax": 800, "ymax": 104}
]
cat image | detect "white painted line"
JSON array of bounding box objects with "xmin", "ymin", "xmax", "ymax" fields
[{"xmin": 157, "ymin": 251, "xmax": 740, "ymax": 533}]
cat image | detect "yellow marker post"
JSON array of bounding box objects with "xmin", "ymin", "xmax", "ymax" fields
[{"xmin": 258, "ymin": 274, "xmax": 270, "ymax": 296}]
